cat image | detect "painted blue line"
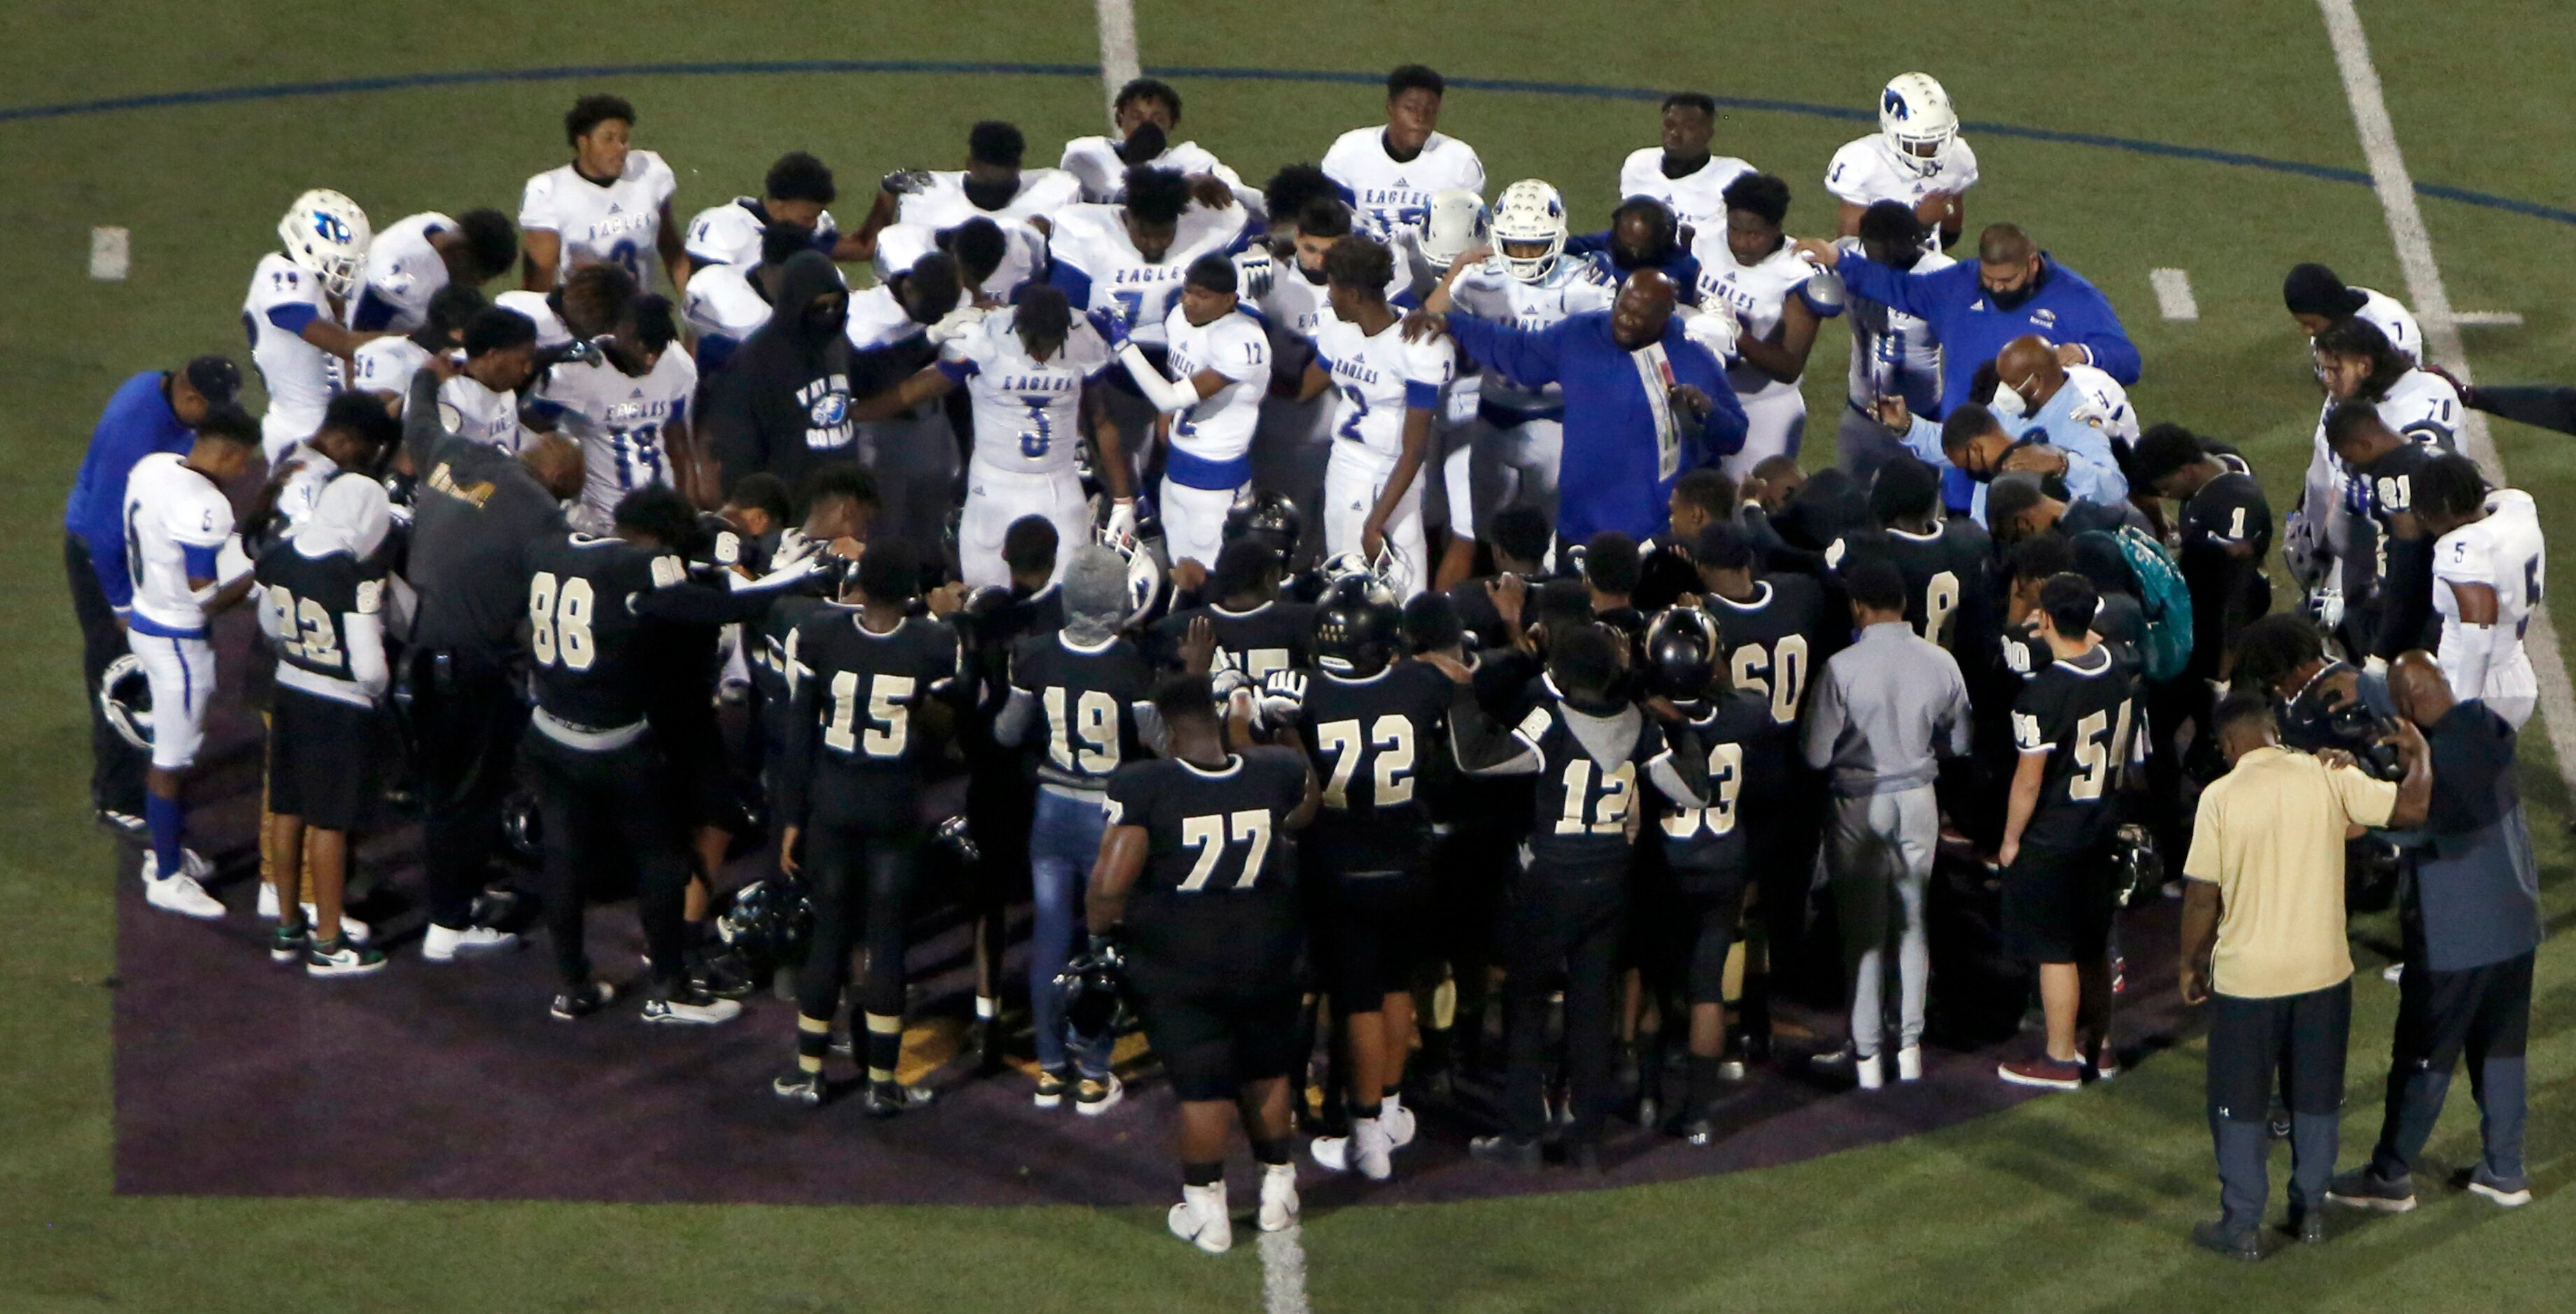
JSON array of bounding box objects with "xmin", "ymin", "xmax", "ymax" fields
[{"xmin": 0, "ymin": 58, "xmax": 2561, "ymax": 227}]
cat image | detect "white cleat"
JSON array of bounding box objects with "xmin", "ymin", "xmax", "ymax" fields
[
  {"xmin": 1169, "ymin": 1180, "xmax": 1232, "ymax": 1255},
  {"xmin": 1310, "ymin": 1133, "xmax": 1351, "ymax": 1173},
  {"xmin": 1258, "ymin": 1162, "xmax": 1300, "ymax": 1232},
  {"xmin": 258, "ymin": 881, "xmax": 278, "ymax": 920},
  {"xmin": 423, "ymin": 923, "xmax": 518, "ymax": 961},
  {"xmin": 1896, "ymin": 1046, "xmax": 1924, "ymax": 1082},
  {"xmin": 1349, "ymin": 1116, "xmax": 1393, "ymax": 1180},
  {"xmin": 141, "ymin": 849, "xmax": 215, "ymax": 885},
  {"xmin": 1381, "ymin": 1097, "xmax": 1416, "ymax": 1150},
  {"xmin": 143, "ymin": 872, "xmax": 225, "ymax": 920}
]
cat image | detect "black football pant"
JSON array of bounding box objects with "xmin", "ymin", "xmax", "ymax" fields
[
  {"xmin": 2368, "ymin": 949, "xmax": 2532, "ymax": 1184},
  {"xmin": 409, "ymin": 648, "xmax": 527, "ymax": 930},
  {"xmin": 2207, "ymin": 982, "xmax": 2351, "ymax": 1234},
  {"xmin": 1502, "ymin": 869, "xmax": 1626, "ymax": 1149},
  {"xmin": 526, "ymin": 730, "xmax": 691, "ymax": 991},
  {"xmin": 65, "ymin": 534, "xmax": 145, "ymax": 817},
  {"xmin": 796, "ymin": 821, "xmax": 922, "ymax": 1025}
]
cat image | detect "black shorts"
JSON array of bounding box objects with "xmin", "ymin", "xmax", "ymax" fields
[
  {"xmin": 2208, "ymin": 981, "xmax": 2352, "ymax": 1122},
  {"xmin": 654, "ymin": 702, "xmax": 733, "ymax": 829},
  {"xmin": 1311, "ymin": 873, "xmax": 1428, "ymax": 1008},
  {"xmin": 1675, "ymin": 877, "xmax": 1748, "ymax": 1005},
  {"xmin": 1131, "ymin": 978, "xmax": 1305, "ymax": 1102},
  {"xmin": 2001, "ymin": 839, "xmax": 2113, "ymax": 963},
  {"xmin": 2391, "ymin": 950, "xmax": 2533, "ymax": 1072},
  {"xmin": 267, "ymin": 691, "xmax": 385, "ymax": 833}
]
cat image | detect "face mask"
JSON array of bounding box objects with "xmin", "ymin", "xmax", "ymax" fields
[
  {"xmin": 963, "ymin": 176, "xmax": 1018, "ymax": 211},
  {"xmin": 802, "ymin": 304, "xmax": 847, "ymax": 336}
]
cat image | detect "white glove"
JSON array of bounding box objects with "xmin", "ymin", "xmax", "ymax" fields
[
  {"xmin": 1681, "ymin": 307, "xmax": 1740, "ymax": 362},
  {"xmin": 1210, "ymin": 667, "xmax": 1253, "ymax": 700},
  {"xmin": 1258, "ymin": 668, "xmax": 1308, "ymax": 726},
  {"xmin": 1233, "ymin": 249, "xmax": 1277, "ymax": 299},
  {"xmin": 924, "ymin": 304, "xmax": 988, "ymax": 346},
  {"xmin": 1105, "ymin": 497, "xmax": 1139, "ymax": 544},
  {"xmin": 2304, "ymin": 581, "xmax": 2346, "ymax": 632}
]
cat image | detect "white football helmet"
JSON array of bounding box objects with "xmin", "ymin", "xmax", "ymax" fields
[
  {"xmin": 1416, "ymin": 188, "xmax": 1489, "ymax": 272},
  {"xmin": 278, "ymin": 189, "xmax": 372, "ymax": 299},
  {"xmin": 1878, "ymin": 73, "xmax": 1959, "ymax": 176},
  {"xmin": 1488, "ymin": 180, "xmax": 1568, "ymax": 284}
]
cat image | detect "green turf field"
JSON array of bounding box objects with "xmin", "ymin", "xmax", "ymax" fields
[{"xmin": 6, "ymin": 2, "xmax": 2575, "ymax": 1308}]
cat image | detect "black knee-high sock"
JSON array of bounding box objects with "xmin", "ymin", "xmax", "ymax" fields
[
  {"xmin": 864, "ymin": 1012, "xmax": 903, "ymax": 1085},
  {"xmin": 1251, "ymin": 1136, "xmax": 1292, "ymax": 1166},
  {"xmin": 1183, "ymin": 1160, "xmax": 1223, "ymax": 1187},
  {"xmin": 796, "ymin": 1014, "xmax": 831, "ymax": 1074},
  {"xmin": 1686, "ymin": 1055, "xmax": 1724, "ymax": 1119}
]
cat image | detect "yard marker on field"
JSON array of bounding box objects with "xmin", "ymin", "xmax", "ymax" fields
[
  {"xmin": 2455, "ymin": 311, "xmax": 2525, "ymax": 327},
  {"xmin": 2148, "ymin": 268, "xmax": 2197, "ymax": 321},
  {"xmin": 90, "ymin": 227, "xmax": 129, "ymax": 281},
  {"xmin": 1093, "ymin": 0, "xmax": 1140, "ymax": 125},
  {"xmin": 1260, "ymin": 1227, "xmax": 1312, "ymax": 1314},
  {"xmin": 2319, "ymin": 0, "xmax": 2576, "ymax": 796}
]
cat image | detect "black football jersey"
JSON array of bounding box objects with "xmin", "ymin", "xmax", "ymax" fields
[
  {"xmin": 2179, "ymin": 467, "xmax": 2273, "ymax": 678},
  {"xmin": 1705, "ymin": 574, "xmax": 1827, "ymax": 731},
  {"xmin": 523, "ymin": 533, "xmax": 687, "ymax": 730},
  {"xmin": 2008, "ymin": 643, "xmax": 2139, "ymax": 851},
  {"xmin": 254, "ymin": 533, "xmax": 390, "ymax": 703},
  {"xmin": 1010, "ymin": 630, "xmax": 1156, "ymax": 791},
  {"xmin": 777, "ymin": 612, "xmax": 962, "ymax": 828},
  {"xmin": 1829, "ymin": 521, "xmax": 1992, "ymax": 653},
  {"xmin": 1655, "ymin": 689, "xmax": 1771, "ymax": 886},
  {"xmin": 1104, "ymin": 747, "xmax": 1310, "ymax": 983},
  {"xmin": 2346, "ymin": 441, "xmax": 2437, "ymax": 589},
  {"xmin": 1514, "ymin": 691, "xmax": 1684, "ymax": 873},
  {"xmin": 1151, "ymin": 600, "xmax": 1315, "ymax": 677},
  {"xmin": 1288, "ymin": 660, "xmax": 1452, "ymax": 873}
]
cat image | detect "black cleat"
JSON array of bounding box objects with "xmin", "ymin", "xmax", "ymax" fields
[
  {"xmin": 2190, "ymin": 1220, "xmax": 2264, "ymax": 1262},
  {"xmin": 1469, "ymin": 1134, "xmax": 1542, "ymax": 1172},
  {"xmin": 550, "ymin": 979, "xmax": 619, "ymax": 1021},
  {"xmin": 971, "ymin": 1017, "xmax": 1007, "ymax": 1076},
  {"xmin": 2283, "ymin": 1204, "xmax": 2326, "ymax": 1245},
  {"xmin": 689, "ymin": 949, "xmax": 755, "ymax": 1001},
  {"xmin": 861, "ymin": 1080, "xmax": 935, "ymax": 1118},
  {"xmin": 773, "ymin": 1067, "xmax": 825, "ymax": 1106}
]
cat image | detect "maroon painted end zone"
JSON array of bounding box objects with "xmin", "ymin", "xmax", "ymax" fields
[{"xmin": 112, "ymin": 616, "xmax": 2193, "ymax": 1207}]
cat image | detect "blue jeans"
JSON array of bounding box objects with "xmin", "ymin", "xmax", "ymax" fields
[{"xmin": 1029, "ymin": 786, "xmax": 1113, "ymax": 1078}]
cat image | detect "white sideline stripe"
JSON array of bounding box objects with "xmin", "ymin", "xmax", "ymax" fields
[
  {"xmin": 1260, "ymin": 1225, "xmax": 1311, "ymax": 1314},
  {"xmin": 2148, "ymin": 268, "xmax": 2199, "ymax": 321},
  {"xmin": 90, "ymin": 226, "xmax": 129, "ymax": 281},
  {"xmin": 2456, "ymin": 311, "xmax": 2525, "ymax": 327},
  {"xmin": 2319, "ymin": 0, "xmax": 2576, "ymax": 795},
  {"xmin": 1093, "ymin": 0, "xmax": 1140, "ymax": 125}
]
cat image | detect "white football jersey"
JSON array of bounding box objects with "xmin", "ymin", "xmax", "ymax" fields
[
  {"xmin": 519, "ymin": 150, "xmax": 678, "ymax": 285},
  {"xmin": 2308, "ymin": 367, "xmax": 2464, "ymax": 486},
  {"xmin": 939, "ymin": 308, "xmax": 1111, "ymax": 475},
  {"xmin": 872, "ymin": 218, "xmax": 1045, "ymax": 304},
  {"xmin": 1060, "ymin": 136, "xmax": 1248, "ymax": 205},
  {"xmin": 1160, "ymin": 306, "xmax": 1272, "ymax": 462},
  {"xmin": 1321, "ymin": 128, "xmax": 1486, "ymax": 237},
  {"xmin": 356, "ymin": 212, "xmax": 454, "ymax": 333},
  {"xmin": 845, "ymin": 286, "xmax": 941, "ymax": 424},
  {"xmin": 1449, "ymin": 257, "xmax": 1617, "ymax": 415},
  {"xmin": 437, "ymin": 376, "xmax": 523, "ymax": 452},
  {"xmin": 1312, "ymin": 316, "xmax": 1455, "ymax": 464},
  {"xmin": 271, "ymin": 448, "xmax": 342, "ymax": 536},
  {"xmin": 244, "ymin": 252, "xmax": 348, "ymax": 456},
  {"xmin": 493, "ymin": 290, "xmax": 575, "ymax": 350},
  {"xmin": 1824, "ymin": 134, "xmax": 1982, "ymax": 210},
  {"xmin": 680, "ymin": 262, "xmax": 775, "ymax": 366},
  {"xmin": 122, "ymin": 452, "xmax": 244, "ymax": 635},
  {"xmin": 683, "ymin": 197, "xmax": 838, "ymax": 269},
  {"xmin": 1689, "ymin": 233, "xmax": 1822, "ymax": 399},
  {"xmin": 1616, "ymin": 148, "xmax": 1755, "ymax": 237},
  {"xmin": 2434, "ymin": 488, "xmax": 2544, "ymax": 705},
  {"xmin": 351, "ymin": 336, "xmax": 430, "ymax": 404},
  {"xmin": 2353, "ymin": 286, "xmax": 2421, "ymax": 365},
  {"xmin": 1835, "ymin": 236, "xmax": 1955, "ymax": 410},
  {"xmin": 534, "ymin": 348, "xmax": 699, "ymax": 523},
  {"xmin": 1047, "ymin": 201, "xmax": 1247, "ymax": 348}
]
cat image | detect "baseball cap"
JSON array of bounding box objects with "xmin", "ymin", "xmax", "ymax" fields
[{"xmin": 182, "ymin": 355, "xmax": 243, "ymax": 404}]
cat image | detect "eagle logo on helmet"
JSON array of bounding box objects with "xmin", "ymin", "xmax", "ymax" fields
[
  {"xmin": 99, "ymin": 654, "xmax": 155, "ymax": 751},
  {"xmin": 1877, "ymin": 73, "xmax": 1959, "ymax": 178},
  {"xmin": 1489, "ymin": 179, "xmax": 1570, "ymax": 285},
  {"xmin": 277, "ymin": 188, "xmax": 374, "ymax": 300},
  {"xmin": 1882, "ymin": 89, "xmax": 1910, "ymax": 120}
]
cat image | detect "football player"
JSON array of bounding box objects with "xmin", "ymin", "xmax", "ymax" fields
[
  {"xmin": 1104, "ymin": 253, "xmax": 1273, "ymax": 570},
  {"xmin": 435, "ymin": 307, "xmax": 541, "ymax": 451},
  {"xmin": 519, "ymin": 94, "xmax": 684, "ymax": 292},
  {"xmin": 259, "ymin": 393, "xmax": 403, "ymax": 546},
  {"xmin": 1303, "ymin": 236, "xmax": 1453, "ymax": 598},
  {"xmin": 1997, "ymin": 573, "xmax": 2141, "ymax": 1090},
  {"xmin": 2323, "ymin": 399, "xmax": 2446, "ymax": 660},
  {"xmin": 254, "ymin": 472, "xmax": 394, "ymax": 975},
  {"xmin": 1437, "ymin": 623, "xmax": 1708, "ymax": 1171},
  {"xmin": 992, "ymin": 546, "xmax": 1155, "ymax": 1110},
  {"xmin": 852, "ymin": 283, "xmax": 1125, "ymax": 586},
  {"xmin": 1262, "ymin": 576, "xmax": 1453, "ymax": 1180},
  {"xmin": 843, "ymin": 250, "xmax": 964, "ymax": 565},
  {"xmin": 533, "ymin": 288, "xmax": 703, "ymax": 530},
  {"xmin": 1420, "ymin": 181, "xmax": 1617, "ymax": 541},
  {"xmin": 1691, "ymin": 174, "xmax": 1834, "ymax": 481},
  {"xmin": 681, "ymin": 221, "xmax": 812, "ymax": 376},
  {"xmin": 1826, "ymin": 72, "xmax": 1979, "ymax": 248},
  {"xmin": 1049, "ymin": 167, "xmax": 1250, "ymax": 462},
  {"xmin": 2302, "ymin": 321, "xmax": 2463, "ymax": 646},
  {"xmin": 1814, "ymin": 202, "xmax": 1954, "ymax": 481},
  {"xmin": 683, "ymin": 151, "xmax": 866, "ymax": 269},
  {"xmin": 2132, "ymin": 425, "xmax": 2272, "ymax": 688},
  {"xmin": 1826, "ymin": 455, "xmax": 1993, "ymax": 655},
  {"xmin": 246, "ymin": 189, "xmax": 383, "ymax": 463},
  {"xmin": 1088, "ymin": 670, "xmax": 1321, "ymax": 1253},
  {"xmin": 875, "ymin": 120, "xmax": 1078, "ymax": 299},
  {"xmin": 772, "ymin": 540, "xmax": 968, "ymax": 1112},
  {"xmin": 352, "ymin": 209, "xmax": 514, "ymax": 334},
  {"xmin": 1321, "ymin": 64, "xmax": 1486, "ymax": 239},
  {"xmin": 2414, "ymin": 453, "xmax": 2543, "ymax": 728},
  {"xmin": 1062, "ymin": 78, "xmax": 1256, "ymax": 209},
  {"xmin": 1617, "ymin": 93, "xmax": 1754, "ymax": 237},
  {"xmin": 352, "ymin": 283, "xmax": 486, "ymax": 415},
  {"xmin": 1565, "ymin": 197, "xmax": 1704, "ymax": 292},
  {"xmin": 1154, "ymin": 539, "xmax": 1316, "ymax": 677},
  {"xmin": 1251, "ymin": 189, "xmax": 1364, "ymax": 556},
  {"xmin": 123, "ymin": 404, "xmax": 262, "ymax": 918},
  {"xmin": 2283, "ymin": 262, "xmax": 2421, "ymax": 365}
]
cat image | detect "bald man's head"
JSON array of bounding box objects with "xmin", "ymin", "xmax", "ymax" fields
[
  {"xmin": 2389, "ymin": 650, "xmax": 2456, "ymax": 727},
  {"xmin": 521, "ymin": 434, "xmax": 586, "ymax": 502},
  {"xmin": 1612, "ymin": 269, "xmax": 1679, "ymax": 348},
  {"xmin": 1977, "ymin": 224, "xmax": 2044, "ymax": 308},
  {"xmin": 1997, "ymin": 334, "xmax": 2067, "ymax": 410}
]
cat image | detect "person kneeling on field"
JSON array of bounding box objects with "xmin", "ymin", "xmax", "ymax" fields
[
  {"xmin": 255, "ymin": 474, "xmax": 397, "ymax": 975},
  {"xmin": 1088, "ymin": 670, "xmax": 1320, "ymax": 1254}
]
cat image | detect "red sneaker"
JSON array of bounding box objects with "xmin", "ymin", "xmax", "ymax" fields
[{"xmin": 1997, "ymin": 1054, "xmax": 2085, "ymax": 1091}]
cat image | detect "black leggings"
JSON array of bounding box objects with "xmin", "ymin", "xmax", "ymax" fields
[{"xmin": 796, "ymin": 822, "xmax": 921, "ymax": 1022}]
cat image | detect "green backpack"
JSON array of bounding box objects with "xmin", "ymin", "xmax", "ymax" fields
[{"xmin": 2080, "ymin": 525, "xmax": 2195, "ymax": 683}]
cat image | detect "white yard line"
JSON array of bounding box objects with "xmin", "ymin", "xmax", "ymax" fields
[
  {"xmin": 1093, "ymin": 0, "xmax": 1141, "ymax": 125},
  {"xmin": 2148, "ymin": 268, "xmax": 2199, "ymax": 321},
  {"xmin": 1260, "ymin": 1225, "xmax": 1313, "ymax": 1314},
  {"xmin": 2318, "ymin": 0, "xmax": 2576, "ymax": 791},
  {"xmin": 2454, "ymin": 311, "xmax": 2525, "ymax": 327}
]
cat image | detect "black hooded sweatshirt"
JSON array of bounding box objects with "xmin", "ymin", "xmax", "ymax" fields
[{"xmin": 703, "ymin": 251, "xmax": 861, "ymax": 495}]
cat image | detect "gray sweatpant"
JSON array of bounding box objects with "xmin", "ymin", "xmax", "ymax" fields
[{"xmin": 1828, "ymin": 785, "xmax": 1938, "ymax": 1058}]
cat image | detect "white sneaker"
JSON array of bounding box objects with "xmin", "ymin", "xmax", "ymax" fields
[
  {"xmin": 258, "ymin": 880, "xmax": 279, "ymax": 920},
  {"xmin": 1855, "ymin": 1052, "xmax": 1885, "ymax": 1091},
  {"xmin": 1258, "ymin": 1162, "xmax": 1300, "ymax": 1232},
  {"xmin": 140, "ymin": 848, "xmax": 214, "ymax": 885},
  {"xmin": 423, "ymin": 923, "xmax": 518, "ymax": 961},
  {"xmin": 143, "ymin": 873, "xmax": 225, "ymax": 920},
  {"xmin": 640, "ymin": 990, "xmax": 742, "ymax": 1025},
  {"xmin": 1309, "ymin": 1133, "xmax": 1352, "ymax": 1173},
  {"xmin": 1168, "ymin": 1181, "xmax": 1232, "ymax": 1254},
  {"xmin": 1349, "ymin": 1116, "xmax": 1393, "ymax": 1180},
  {"xmin": 1381, "ymin": 1096, "xmax": 1416, "ymax": 1150},
  {"xmin": 1896, "ymin": 1046, "xmax": 1924, "ymax": 1082}
]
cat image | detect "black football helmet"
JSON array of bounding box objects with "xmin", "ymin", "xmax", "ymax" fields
[
  {"xmin": 1055, "ymin": 934, "xmax": 1129, "ymax": 1043},
  {"xmin": 718, "ymin": 877, "xmax": 816, "ymax": 978},
  {"xmin": 1223, "ymin": 490, "xmax": 1304, "ymax": 561},
  {"xmin": 2110, "ymin": 823, "xmax": 2164, "ymax": 908},
  {"xmin": 1642, "ymin": 607, "xmax": 1719, "ymax": 701},
  {"xmin": 1313, "ymin": 574, "xmax": 1402, "ymax": 676},
  {"xmin": 99, "ymin": 654, "xmax": 154, "ymax": 750}
]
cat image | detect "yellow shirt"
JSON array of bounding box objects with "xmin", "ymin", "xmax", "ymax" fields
[{"xmin": 2184, "ymin": 745, "xmax": 2398, "ymax": 999}]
